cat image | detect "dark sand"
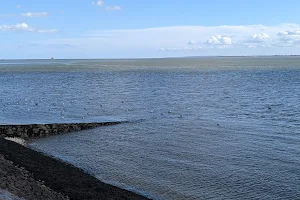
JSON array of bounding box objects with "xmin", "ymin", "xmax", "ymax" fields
[{"xmin": 0, "ymin": 138, "xmax": 150, "ymax": 200}]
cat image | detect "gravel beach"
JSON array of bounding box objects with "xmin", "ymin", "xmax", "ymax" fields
[
  {"xmin": 0, "ymin": 138, "xmax": 150, "ymax": 200},
  {"xmin": 0, "ymin": 153, "xmax": 68, "ymax": 200}
]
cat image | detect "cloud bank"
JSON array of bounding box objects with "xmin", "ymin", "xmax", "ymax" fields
[
  {"xmin": 5, "ymin": 23, "xmax": 300, "ymax": 58},
  {"xmin": 277, "ymin": 29, "xmax": 300, "ymax": 46}
]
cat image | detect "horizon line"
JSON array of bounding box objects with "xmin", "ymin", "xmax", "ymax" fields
[{"xmin": 1, "ymin": 54, "xmax": 300, "ymax": 60}]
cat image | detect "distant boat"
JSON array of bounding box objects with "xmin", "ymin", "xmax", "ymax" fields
[{"xmin": 51, "ymin": 57, "xmax": 55, "ymax": 60}]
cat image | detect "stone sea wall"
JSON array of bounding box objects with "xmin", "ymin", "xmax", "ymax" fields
[{"xmin": 0, "ymin": 122, "xmax": 120, "ymax": 139}]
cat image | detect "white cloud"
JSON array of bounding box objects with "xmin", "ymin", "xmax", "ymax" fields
[
  {"xmin": 277, "ymin": 29, "xmax": 300, "ymax": 46},
  {"xmin": 106, "ymin": 6, "xmax": 122, "ymax": 11},
  {"xmin": 158, "ymin": 46, "xmax": 203, "ymax": 52},
  {"xmin": 21, "ymin": 12, "xmax": 48, "ymax": 17},
  {"xmin": 92, "ymin": 1, "xmax": 121, "ymax": 11},
  {"xmin": 205, "ymin": 35, "xmax": 232, "ymax": 48},
  {"xmin": 0, "ymin": 23, "xmax": 33, "ymax": 31},
  {"xmin": 29, "ymin": 24, "xmax": 300, "ymax": 58},
  {"xmin": 244, "ymin": 33, "xmax": 271, "ymax": 48},
  {"xmin": 37, "ymin": 29, "xmax": 59, "ymax": 33},
  {"xmin": 82, "ymin": 24, "xmax": 299, "ymax": 51},
  {"xmin": 248, "ymin": 33, "xmax": 271, "ymax": 43},
  {"xmin": 0, "ymin": 23, "xmax": 58, "ymax": 33},
  {"xmin": 188, "ymin": 40, "xmax": 197, "ymax": 45},
  {"xmin": 278, "ymin": 29, "xmax": 300, "ymax": 36},
  {"xmin": 92, "ymin": 0, "xmax": 104, "ymax": 6}
]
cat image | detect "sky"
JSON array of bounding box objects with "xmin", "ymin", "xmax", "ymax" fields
[{"xmin": 1, "ymin": 0, "xmax": 300, "ymax": 59}]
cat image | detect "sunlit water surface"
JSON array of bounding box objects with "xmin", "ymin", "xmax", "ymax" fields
[{"xmin": 1, "ymin": 57, "xmax": 300, "ymax": 199}]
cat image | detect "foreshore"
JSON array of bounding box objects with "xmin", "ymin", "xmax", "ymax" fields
[{"xmin": 0, "ymin": 122, "xmax": 150, "ymax": 200}]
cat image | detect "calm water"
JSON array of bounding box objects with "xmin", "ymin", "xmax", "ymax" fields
[{"xmin": 1, "ymin": 57, "xmax": 300, "ymax": 199}]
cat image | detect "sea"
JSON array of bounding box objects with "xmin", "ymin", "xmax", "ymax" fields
[{"xmin": 1, "ymin": 57, "xmax": 299, "ymax": 200}]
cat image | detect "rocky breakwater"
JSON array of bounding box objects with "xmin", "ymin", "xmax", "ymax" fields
[{"xmin": 0, "ymin": 121, "xmax": 121, "ymax": 139}]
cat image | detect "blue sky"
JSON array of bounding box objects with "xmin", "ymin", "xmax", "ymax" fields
[{"xmin": 1, "ymin": 0, "xmax": 300, "ymax": 58}]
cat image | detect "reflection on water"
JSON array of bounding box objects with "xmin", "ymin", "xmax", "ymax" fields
[{"xmin": 1, "ymin": 57, "xmax": 300, "ymax": 199}]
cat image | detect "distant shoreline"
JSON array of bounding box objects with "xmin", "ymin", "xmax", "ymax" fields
[{"xmin": 1, "ymin": 54, "xmax": 300, "ymax": 60}]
